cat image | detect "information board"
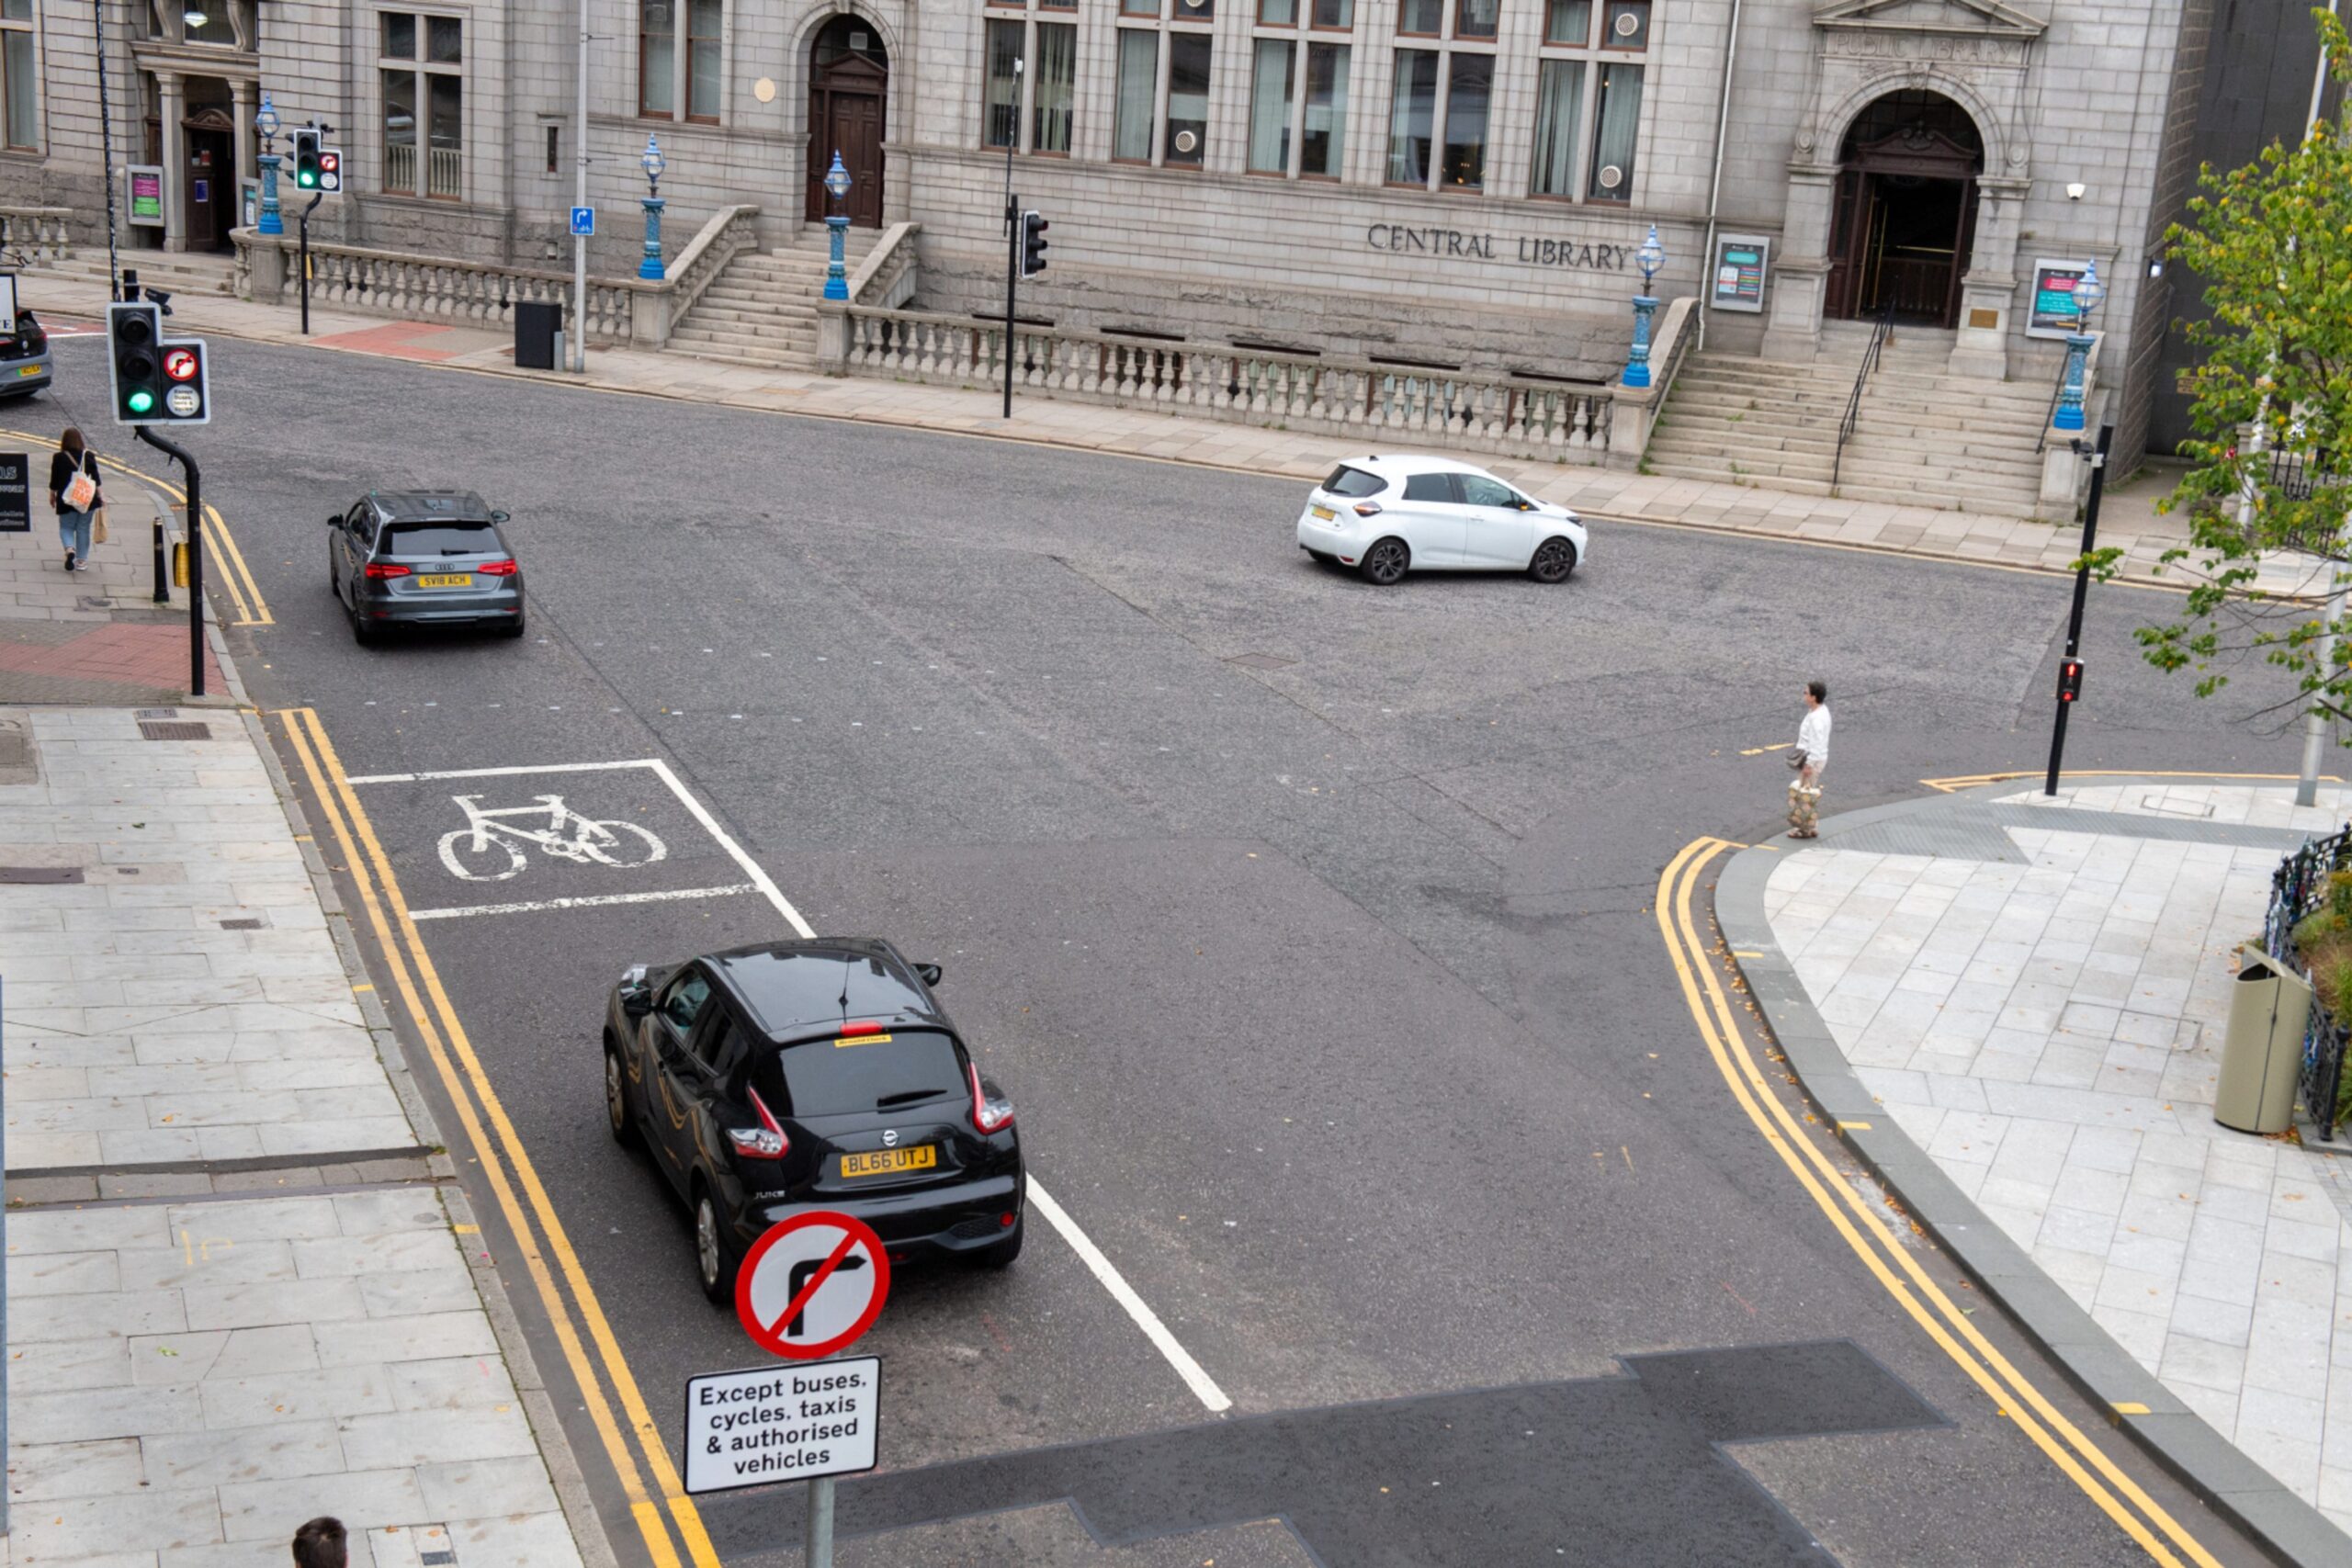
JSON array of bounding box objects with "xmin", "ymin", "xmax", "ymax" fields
[
  {"xmin": 684, "ymin": 1357, "xmax": 880, "ymax": 1495},
  {"xmin": 0, "ymin": 452, "xmax": 28, "ymax": 533},
  {"xmin": 1708, "ymin": 233, "xmax": 1770, "ymax": 313},
  {"xmin": 2029, "ymin": 258, "xmax": 2095, "ymax": 339},
  {"xmin": 128, "ymin": 165, "xmax": 165, "ymax": 227}
]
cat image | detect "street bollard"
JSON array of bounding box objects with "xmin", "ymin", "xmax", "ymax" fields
[{"xmin": 152, "ymin": 515, "xmax": 166, "ymax": 603}]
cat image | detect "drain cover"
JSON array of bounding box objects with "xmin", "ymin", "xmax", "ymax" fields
[
  {"xmin": 219, "ymin": 917, "xmax": 264, "ymax": 930},
  {"xmin": 134, "ymin": 708, "xmax": 178, "ymax": 719},
  {"xmin": 1224, "ymin": 652, "xmax": 1297, "ymax": 671},
  {"xmin": 137, "ymin": 720, "xmax": 211, "ymax": 741},
  {"xmin": 0, "ymin": 866, "xmax": 84, "ymax": 885}
]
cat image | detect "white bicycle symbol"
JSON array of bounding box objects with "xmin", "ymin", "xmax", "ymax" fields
[{"xmin": 436, "ymin": 793, "xmax": 669, "ymax": 883}]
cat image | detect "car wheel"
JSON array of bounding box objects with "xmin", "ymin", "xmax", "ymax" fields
[
  {"xmin": 349, "ymin": 599, "xmax": 377, "ymax": 647},
  {"xmin": 694, "ymin": 1181, "xmax": 739, "ymax": 1304},
  {"xmin": 500, "ymin": 612, "xmax": 527, "ymax": 639},
  {"xmin": 604, "ymin": 1039, "xmax": 638, "ymax": 1148},
  {"xmin": 1529, "ymin": 536, "xmax": 1578, "ymax": 584},
  {"xmin": 972, "ymin": 1225, "xmax": 1023, "ymax": 1269},
  {"xmin": 1358, "ymin": 537, "xmax": 1410, "ymax": 586}
]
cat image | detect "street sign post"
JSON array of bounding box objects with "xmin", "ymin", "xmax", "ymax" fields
[{"xmin": 685, "ymin": 1211, "xmax": 889, "ymax": 1568}]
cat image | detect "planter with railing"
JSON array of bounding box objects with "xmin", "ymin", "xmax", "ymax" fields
[
  {"xmin": 821, "ymin": 293, "xmax": 1694, "ymax": 468},
  {"xmin": 2258, "ymin": 824, "xmax": 2352, "ymax": 1140},
  {"xmin": 231, "ymin": 203, "xmax": 759, "ymax": 351}
]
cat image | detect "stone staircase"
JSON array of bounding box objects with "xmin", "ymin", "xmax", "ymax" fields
[
  {"xmin": 1646, "ymin": 321, "xmax": 2055, "ymax": 515},
  {"xmin": 30, "ymin": 248, "xmax": 239, "ymax": 304},
  {"xmin": 667, "ymin": 227, "xmax": 877, "ymax": 373}
]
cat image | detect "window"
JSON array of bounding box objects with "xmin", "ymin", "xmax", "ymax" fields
[
  {"xmin": 761, "ymin": 1030, "xmax": 967, "ymax": 1119},
  {"xmin": 1321, "ymin": 465, "xmax": 1385, "ymax": 498},
  {"xmin": 186, "ymin": 4, "xmax": 237, "ymax": 46},
  {"xmin": 1258, "ymin": 0, "xmax": 1294, "ymax": 21},
  {"xmin": 1531, "ymin": 0, "xmax": 1644, "ymax": 203},
  {"xmin": 1301, "ymin": 43, "xmax": 1348, "ymax": 176},
  {"xmin": 1529, "ymin": 58, "xmax": 1581, "ymax": 197},
  {"xmin": 0, "ymin": 0, "xmax": 34, "ymax": 151},
  {"xmin": 545, "ymin": 122, "xmax": 560, "ymax": 173},
  {"xmin": 1247, "ymin": 39, "xmax": 1292, "ymax": 173},
  {"xmin": 1400, "ymin": 472, "xmax": 1457, "ymax": 502},
  {"xmin": 1459, "ymin": 474, "xmax": 1516, "ymax": 507},
  {"xmin": 381, "ymin": 12, "xmax": 462, "ymax": 197},
  {"xmin": 1310, "ymin": 0, "xmax": 1351, "ymax": 24},
  {"xmin": 1589, "ymin": 62, "xmax": 1641, "ymax": 200},
  {"xmin": 1383, "ymin": 0, "xmax": 1491, "ymax": 193},
  {"xmin": 640, "ymin": 0, "xmax": 718, "ymax": 121},
  {"xmin": 660, "ymin": 969, "xmax": 711, "ymax": 1032},
  {"xmin": 984, "ymin": 4, "xmax": 1077, "ymax": 155},
  {"xmin": 1113, "ymin": 29, "xmax": 1156, "ymax": 160},
  {"xmin": 1114, "ymin": 0, "xmax": 1213, "ymax": 170},
  {"xmin": 693, "ymin": 1014, "xmax": 746, "ymax": 1073}
]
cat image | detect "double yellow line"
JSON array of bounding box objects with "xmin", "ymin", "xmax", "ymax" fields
[
  {"xmin": 1657, "ymin": 837, "xmax": 2224, "ymax": 1568},
  {"xmin": 272, "ymin": 706, "xmax": 718, "ymax": 1568},
  {"xmin": 0, "ymin": 425, "xmax": 274, "ymax": 626}
]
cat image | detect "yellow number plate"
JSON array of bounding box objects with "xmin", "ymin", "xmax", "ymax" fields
[
  {"xmin": 16, "ymin": 365, "xmax": 40, "ymax": 378},
  {"xmin": 1310, "ymin": 505, "xmax": 1336, "ymax": 520},
  {"xmin": 842, "ymin": 1145, "xmax": 936, "ymax": 1179},
  {"xmin": 415, "ymin": 573, "xmax": 473, "ymax": 588}
]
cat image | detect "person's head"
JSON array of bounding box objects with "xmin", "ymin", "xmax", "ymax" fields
[
  {"xmin": 291, "ymin": 1517, "xmax": 346, "ymax": 1568},
  {"xmin": 59, "ymin": 427, "xmax": 84, "ymax": 457},
  {"xmin": 1804, "ymin": 680, "xmax": 1827, "ymax": 709}
]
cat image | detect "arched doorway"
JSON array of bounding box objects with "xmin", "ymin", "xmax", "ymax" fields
[
  {"xmin": 1826, "ymin": 91, "xmax": 1984, "ymax": 327},
  {"xmin": 806, "ymin": 16, "xmax": 887, "ymax": 226},
  {"xmin": 181, "ymin": 99, "xmax": 239, "ymax": 253}
]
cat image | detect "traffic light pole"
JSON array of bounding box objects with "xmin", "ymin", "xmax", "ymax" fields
[
  {"xmin": 299, "ymin": 191, "xmax": 323, "ymax": 335},
  {"xmin": 1003, "ymin": 197, "xmax": 1018, "ymax": 423},
  {"xmin": 135, "ymin": 426, "xmax": 204, "ymax": 699},
  {"xmin": 2044, "ymin": 420, "xmax": 2113, "ymax": 797}
]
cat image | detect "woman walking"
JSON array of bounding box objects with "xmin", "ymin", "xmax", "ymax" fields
[
  {"xmin": 49, "ymin": 427, "xmax": 101, "ymax": 572},
  {"xmin": 1788, "ymin": 680, "xmax": 1831, "ymax": 839}
]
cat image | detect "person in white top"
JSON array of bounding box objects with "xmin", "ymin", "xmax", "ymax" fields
[{"xmin": 1789, "ymin": 681, "xmax": 1831, "ymax": 839}]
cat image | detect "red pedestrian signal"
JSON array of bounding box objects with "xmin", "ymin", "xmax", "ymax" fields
[{"xmin": 2056, "ymin": 658, "xmax": 2085, "ymax": 704}]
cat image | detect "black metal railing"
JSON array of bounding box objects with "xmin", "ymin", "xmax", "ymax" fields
[
  {"xmin": 2260, "ymin": 825, "xmax": 2352, "ymax": 1141},
  {"xmin": 2269, "ymin": 446, "xmax": 2337, "ymax": 502},
  {"xmin": 1831, "ymin": 298, "xmax": 1896, "ymax": 493},
  {"xmin": 2033, "ymin": 347, "xmax": 2077, "ymax": 456}
]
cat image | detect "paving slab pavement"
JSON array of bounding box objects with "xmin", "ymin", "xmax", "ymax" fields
[
  {"xmin": 14, "ymin": 265, "xmax": 2329, "ymax": 600},
  {"xmin": 1721, "ymin": 778, "xmax": 2352, "ymax": 1565},
  {"xmin": 3, "ymin": 449, "xmax": 600, "ymax": 1566}
]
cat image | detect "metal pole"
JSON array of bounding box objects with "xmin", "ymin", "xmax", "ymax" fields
[
  {"xmin": 2297, "ymin": 578, "xmax": 2343, "ymax": 807},
  {"xmin": 152, "ymin": 513, "xmax": 166, "ymax": 603},
  {"xmin": 1002, "ymin": 60, "xmax": 1018, "ymax": 421},
  {"xmin": 2045, "ymin": 421, "xmax": 2112, "ymax": 795},
  {"xmin": 92, "ymin": 0, "xmax": 121, "ymax": 299},
  {"xmin": 804, "ymin": 1476, "xmax": 835, "ymax": 1568},
  {"xmin": 137, "ymin": 426, "xmax": 202, "ymax": 698},
  {"xmin": 299, "ymin": 191, "xmax": 322, "ymax": 334},
  {"xmin": 1695, "ymin": 0, "xmax": 1747, "ymax": 353},
  {"xmin": 572, "ymin": 0, "xmax": 591, "ymax": 375}
]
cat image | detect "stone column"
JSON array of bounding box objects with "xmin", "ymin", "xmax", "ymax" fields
[
  {"xmin": 232, "ymin": 78, "xmax": 256, "ymax": 187},
  {"xmin": 1949, "ymin": 176, "xmax": 2025, "ymax": 381},
  {"xmin": 881, "ymin": 141, "xmax": 910, "ymax": 225},
  {"xmin": 1761, "ymin": 163, "xmax": 1835, "ymax": 363},
  {"xmin": 158, "ymin": 72, "xmax": 188, "ymax": 254}
]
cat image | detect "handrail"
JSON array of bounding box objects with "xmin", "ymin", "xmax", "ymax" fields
[
  {"xmin": 2034, "ymin": 348, "xmax": 2073, "ymax": 454},
  {"xmin": 2036, "ymin": 330, "xmax": 2106, "ymax": 454},
  {"xmin": 1831, "ymin": 298, "xmax": 1895, "ymax": 492},
  {"xmin": 845, "ymin": 220, "xmax": 920, "ymax": 307}
]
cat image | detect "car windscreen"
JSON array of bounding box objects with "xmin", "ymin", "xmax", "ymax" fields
[
  {"xmin": 379, "ymin": 522, "xmax": 501, "ymax": 557},
  {"xmin": 761, "ymin": 1028, "xmax": 966, "ymax": 1118},
  {"xmin": 1321, "ymin": 465, "xmax": 1386, "ymax": 498}
]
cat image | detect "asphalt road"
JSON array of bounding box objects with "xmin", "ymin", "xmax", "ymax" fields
[{"xmin": 25, "ymin": 328, "xmax": 2308, "ymax": 1567}]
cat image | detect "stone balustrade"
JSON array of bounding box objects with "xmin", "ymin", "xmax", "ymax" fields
[
  {"xmin": 232, "ymin": 204, "xmax": 760, "ymax": 351},
  {"xmin": 0, "ymin": 209, "xmax": 75, "ymax": 264},
  {"xmin": 827, "ymin": 292, "xmax": 1694, "ymax": 469}
]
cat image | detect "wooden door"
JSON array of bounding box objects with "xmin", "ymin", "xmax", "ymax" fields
[
  {"xmin": 185, "ymin": 130, "xmax": 231, "ymax": 250},
  {"xmin": 805, "ymin": 52, "xmax": 888, "ymax": 225},
  {"xmin": 1824, "ymin": 169, "xmax": 1869, "ymax": 320},
  {"xmin": 1943, "ymin": 178, "xmax": 1980, "ymax": 328}
]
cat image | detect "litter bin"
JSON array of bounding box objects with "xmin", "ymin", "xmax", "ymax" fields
[
  {"xmin": 514, "ymin": 300, "xmax": 561, "ymax": 369},
  {"xmin": 2215, "ymin": 944, "xmax": 2313, "ymax": 1134}
]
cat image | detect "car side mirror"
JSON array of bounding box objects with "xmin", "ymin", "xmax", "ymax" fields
[
  {"xmin": 915, "ymin": 963, "xmax": 944, "ymax": 987},
  {"xmin": 328, "ymin": 514, "xmax": 344, "ymax": 528},
  {"xmin": 622, "ymin": 992, "xmax": 654, "ymax": 1018},
  {"xmin": 489, "ymin": 510, "xmax": 510, "ymax": 525}
]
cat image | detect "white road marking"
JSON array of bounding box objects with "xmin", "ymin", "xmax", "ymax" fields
[
  {"xmin": 409, "ymin": 884, "xmax": 758, "ymax": 920},
  {"xmin": 346, "ymin": 751, "xmax": 1233, "ymax": 1414},
  {"xmin": 1025, "ymin": 1178, "xmax": 1232, "ymax": 1412}
]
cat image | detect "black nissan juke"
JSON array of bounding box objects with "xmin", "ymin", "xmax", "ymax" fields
[{"xmin": 602, "ymin": 937, "xmax": 1024, "ymax": 1300}]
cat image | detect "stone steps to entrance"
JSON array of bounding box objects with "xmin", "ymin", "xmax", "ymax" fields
[
  {"xmin": 666, "ymin": 237, "xmax": 848, "ymax": 369},
  {"xmin": 36, "ymin": 254, "xmax": 237, "ymax": 297}
]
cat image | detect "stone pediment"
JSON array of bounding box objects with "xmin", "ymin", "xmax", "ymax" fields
[{"xmin": 1814, "ymin": 0, "xmax": 2046, "ymax": 39}]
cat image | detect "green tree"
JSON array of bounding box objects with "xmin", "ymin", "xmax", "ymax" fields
[{"xmin": 2113, "ymin": 10, "xmax": 2352, "ymax": 728}]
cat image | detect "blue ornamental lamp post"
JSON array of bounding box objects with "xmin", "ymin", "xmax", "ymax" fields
[
  {"xmin": 639, "ymin": 134, "xmax": 668, "ymax": 281},
  {"xmin": 1623, "ymin": 223, "xmax": 1666, "ymax": 389},
  {"xmin": 823, "ymin": 151, "xmax": 853, "ymax": 301},
  {"xmin": 254, "ymin": 90, "xmax": 283, "ymax": 236},
  {"xmin": 2052, "ymin": 258, "xmax": 2105, "ymax": 433}
]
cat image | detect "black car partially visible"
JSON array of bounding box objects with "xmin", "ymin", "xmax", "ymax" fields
[
  {"xmin": 0, "ymin": 309, "xmax": 51, "ymax": 399},
  {"xmin": 603, "ymin": 937, "xmax": 1025, "ymax": 1301}
]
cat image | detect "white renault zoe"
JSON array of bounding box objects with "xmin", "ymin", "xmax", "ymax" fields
[{"xmin": 1295, "ymin": 454, "xmax": 1589, "ymax": 587}]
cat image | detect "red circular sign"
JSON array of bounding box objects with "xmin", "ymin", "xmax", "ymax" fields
[
  {"xmin": 163, "ymin": 347, "xmax": 198, "ymax": 382},
  {"xmin": 733, "ymin": 1210, "xmax": 890, "ymax": 1360}
]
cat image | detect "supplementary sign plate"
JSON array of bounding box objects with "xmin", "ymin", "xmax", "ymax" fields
[
  {"xmin": 735, "ymin": 1210, "xmax": 890, "ymax": 1360},
  {"xmin": 684, "ymin": 1356, "xmax": 880, "ymax": 1495}
]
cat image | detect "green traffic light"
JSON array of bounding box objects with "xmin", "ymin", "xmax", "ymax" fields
[
  {"xmin": 300, "ymin": 172, "xmax": 317, "ymax": 186},
  {"xmin": 125, "ymin": 389, "xmax": 155, "ymax": 414}
]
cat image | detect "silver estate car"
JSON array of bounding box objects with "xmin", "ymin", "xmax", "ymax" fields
[{"xmin": 328, "ymin": 490, "xmax": 526, "ymax": 645}]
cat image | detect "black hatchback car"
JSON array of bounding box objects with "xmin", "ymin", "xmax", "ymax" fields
[
  {"xmin": 328, "ymin": 489, "xmax": 526, "ymax": 644},
  {"xmin": 603, "ymin": 937, "xmax": 1024, "ymax": 1300}
]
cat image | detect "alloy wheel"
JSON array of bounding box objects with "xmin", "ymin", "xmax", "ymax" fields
[
  {"xmin": 1531, "ymin": 537, "xmax": 1577, "ymax": 584},
  {"xmin": 696, "ymin": 1194, "xmax": 723, "ymax": 1292},
  {"xmin": 1361, "ymin": 538, "xmax": 1409, "ymax": 586}
]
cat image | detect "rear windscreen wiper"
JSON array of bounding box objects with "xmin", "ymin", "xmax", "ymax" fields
[{"xmin": 875, "ymin": 1088, "xmax": 945, "ymax": 1109}]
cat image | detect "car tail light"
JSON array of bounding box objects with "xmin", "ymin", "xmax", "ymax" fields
[
  {"xmin": 727, "ymin": 1087, "xmax": 789, "ymax": 1160},
  {"xmin": 476, "ymin": 558, "xmax": 520, "ymax": 577},
  {"xmin": 969, "ymin": 1062, "xmax": 1014, "ymax": 1134},
  {"xmin": 840, "ymin": 1020, "xmax": 886, "ymax": 1038},
  {"xmin": 1352, "ymin": 502, "xmax": 1384, "ymax": 517},
  {"xmin": 364, "ymin": 562, "xmax": 410, "ymax": 580}
]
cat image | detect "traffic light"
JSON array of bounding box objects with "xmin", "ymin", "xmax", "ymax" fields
[
  {"xmin": 2056, "ymin": 657, "xmax": 2085, "ymax": 704},
  {"xmin": 291, "ymin": 128, "xmax": 322, "ymax": 190},
  {"xmin": 107, "ymin": 300, "xmax": 164, "ymax": 423},
  {"xmin": 317, "ymin": 147, "xmax": 343, "ymax": 193},
  {"xmin": 1020, "ymin": 209, "xmax": 1048, "ymax": 278}
]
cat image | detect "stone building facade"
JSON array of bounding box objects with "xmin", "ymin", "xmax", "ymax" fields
[{"xmin": 8, "ymin": 0, "xmax": 2224, "ymax": 463}]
